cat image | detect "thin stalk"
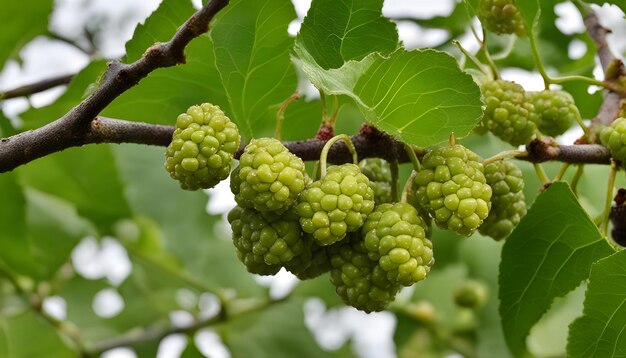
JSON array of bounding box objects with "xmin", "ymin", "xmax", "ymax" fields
[
  {"xmin": 312, "ymin": 161, "xmax": 321, "ymax": 181},
  {"xmin": 405, "ymin": 144, "xmax": 422, "ymax": 172},
  {"xmin": 600, "ymin": 160, "xmax": 617, "ymax": 237},
  {"xmin": 483, "ymin": 150, "xmax": 526, "ymax": 165},
  {"xmin": 554, "ymin": 163, "xmax": 571, "ymax": 182},
  {"xmin": 573, "ymin": 110, "xmax": 591, "ymax": 137},
  {"xmin": 320, "ymin": 134, "xmax": 358, "ymax": 177},
  {"xmin": 534, "ymin": 163, "xmax": 550, "ymax": 186},
  {"xmin": 571, "ymin": 165, "xmax": 585, "ymax": 196},
  {"xmin": 481, "ymin": 28, "xmax": 500, "ymax": 79},
  {"xmin": 452, "ymin": 40, "xmax": 489, "ymax": 76},
  {"xmin": 328, "ymin": 96, "xmax": 339, "ymax": 125},
  {"xmin": 528, "ymin": 29, "xmax": 551, "ymax": 90},
  {"xmin": 275, "ymin": 91, "xmax": 300, "ymax": 141},
  {"xmin": 549, "ymin": 75, "xmax": 605, "ymax": 87},
  {"xmin": 400, "ymin": 171, "xmax": 418, "ymax": 203}
]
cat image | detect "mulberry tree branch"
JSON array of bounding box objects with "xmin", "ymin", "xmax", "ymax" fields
[
  {"xmin": 0, "ymin": 74, "xmax": 75, "ymax": 100},
  {"xmin": 0, "ymin": 0, "xmax": 229, "ymax": 173}
]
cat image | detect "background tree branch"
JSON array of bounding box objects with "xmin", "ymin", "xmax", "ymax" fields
[
  {"xmin": 0, "ymin": 74, "xmax": 75, "ymax": 100},
  {"xmin": 0, "ymin": 0, "xmax": 229, "ymax": 173}
]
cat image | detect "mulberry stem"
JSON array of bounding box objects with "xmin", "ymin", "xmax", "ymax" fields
[{"xmin": 320, "ymin": 134, "xmax": 358, "ymax": 177}]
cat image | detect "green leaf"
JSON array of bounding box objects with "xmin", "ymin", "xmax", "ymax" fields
[
  {"xmin": 0, "ymin": 310, "xmax": 75, "ymax": 357},
  {"xmin": 567, "ymin": 250, "xmax": 626, "ymax": 358},
  {"xmin": 210, "ymin": 0, "xmax": 298, "ymax": 138},
  {"xmin": 294, "ymin": 49, "xmax": 483, "ymax": 147},
  {"xmin": 20, "ymin": 60, "xmax": 107, "ymax": 130},
  {"xmin": 296, "ymin": 0, "xmax": 398, "ymax": 69},
  {"xmin": 17, "ymin": 145, "xmax": 132, "ymax": 233},
  {"xmin": 219, "ymin": 299, "xmax": 327, "ymax": 358},
  {"xmin": 0, "ymin": 1, "xmax": 53, "ymax": 69},
  {"xmin": 514, "ymin": 0, "xmax": 541, "ymax": 34},
  {"xmin": 498, "ymin": 182, "xmax": 615, "ymax": 357},
  {"xmin": 0, "ymin": 173, "xmax": 27, "ymax": 274}
]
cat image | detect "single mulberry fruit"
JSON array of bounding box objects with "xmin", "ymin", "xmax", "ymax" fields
[
  {"xmin": 600, "ymin": 117, "xmax": 626, "ymax": 162},
  {"xmin": 477, "ymin": 0, "xmax": 525, "ymax": 36},
  {"xmin": 297, "ymin": 164, "xmax": 375, "ymax": 246},
  {"xmin": 362, "ymin": 203, "xmax": 434, "ymax": 286},
  {"xmin": 479, "ymin": 160, "xmax": 526, "ymax": 240},
  {"xmin": 481, "ymin": 80, "xmax": 539, "ymax": 146},
  {"xmin": 414, "ymin": 145, "xmax": 492, "ymax": 236},
  {"xmin": 165, "ymin": 103, "xmax": 240, "ymax": 190},
  {"xmin": 453, "ymin": 280, "xmax": 488, "ymax": 309},
  {"xmin": 360, "ymin": 158, "xmax": 393, "ymax": 204},
  {"xmin": 232, "ymin": 138, "xmax": 307, "ymax": 213},
  {"xmin": 329, "ymin": 233, "xmax": 400, "ymax": 313},
  {"xmin": 228, "ymin": 205, "xmax": 305, "ymax": 275},
  {"xmin": 531, "ymin": 90, "xmax": 579, "ymax": 137}
]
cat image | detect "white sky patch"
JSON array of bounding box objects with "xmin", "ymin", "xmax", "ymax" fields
[
  {"xmin": 499, "ymin": 68, "xmax": 546, "ymax": 91},
  {"xmin": 555, "ymin": 2, "xmax": 585, "ymax": 35},
  {"xmin": 205, "ymin": 177, "xmax": 236, "ymax": 215},
  {"xmin": 71, "ymin": 237, "xmax": 132, "ymax": 286},
  {"xmin": 93, "ymin": 288, "xmax": 125, "ymax": 318},
  {"xmin": 568, "ymin": 39, "xmax": 587, "ymax": 60},
  {"xmin": 169, "ymin": 310, "xmax": 195, "ymax": 328},
  {"xmin": 101, "ymin": 347, "xmax": 137, "ymax": 358},
  {"xmin": 42, "ymin": 296, "xmax": 67, "ymax": 321},
  {"xmin": 383, "ymin": 0, "xmax": 454, "ymax": 19},
  {"xmin": 195, "ymin": 328, "xmax": 231, "ymax": 358},
  {"xmin": 157, "ymin": 334, "xmax": 188, "ymax": 358}
]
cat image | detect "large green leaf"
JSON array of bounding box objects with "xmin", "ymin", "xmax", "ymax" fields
[
  {"xmin": 210, "ymin": 0, "xmax": 298, "ymax": 138},
  {"xmin": 567, "ymin": 250, "xmax": 626, "ymax": 358},
  {"xmin": 0, "ymin": 1, "xmax": 53, "ymax": 70},
  {"xmin": 296, "ymin": 0, "xmax": 398, "ymax": 70},
  {"xmin": 498, "ymin": 182, "xmax": 615, "ymax": 357},
  {"xmin": 218, "ymin": 299, "xmax": 327, "ymax": 358},
  {"xmin": 17, "ymin": 145, "xmax": 131, "ymax": 233},
  {"xmin": 294, "ymin": 48, "xmax": 483, "ymax": 147},
  {"xmin": 0, "ymin": 173, "xmax": 27, "ymax": 275},
  {"xmin": 0, "ymin": 310, "xmax": 75, "ymax": 357}
]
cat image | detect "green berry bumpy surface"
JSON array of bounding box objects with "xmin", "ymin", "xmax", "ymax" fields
[
  {"xmin": 414, "ymin": 145, "xmax": 492, "ymax": 236},
  {"xmin": 297, "ymin": 164, "xmax": 375, "ymax": 246},
  {"xmin": 329, "ymin": 234, "xmax": 400, "ymax": 313},
  {"xmin": 477, "ymin": 0, "xmax": 525, "ymax": 36},
  {"xmin": 531, "ymin": 90, "xmax": 578, "ymax": 137},
  {"xmin": 232, "ymin": 138, "xmax": 307, "ymax": 213},
  {"xmin": 227, "ymin": 206, "xmax": 305, "ymax": 275},
  {"xmin": 478, "ymin": 160, "xmax": 526, "ymax": 240},
  {"xmin": 600, "ymin": 117, "xmax": 626, "ymax": 162},
  {"xmin": 286, "ymin": 239, "xmax": 334, "ymax": 280},
  {"xmin": 165, "ymin": 103, "xmax": 240, "ymax": 190},
  {"xmin": 481, "ymin": 80, "xmax": 539, "ymax": 146},
  {"xmin": 359, "ymin": 158, "xmax": 393, "ymax": 204},
  {"xmin": 362, "ymin": 203, "xmax": 433, "ymax": 286}
]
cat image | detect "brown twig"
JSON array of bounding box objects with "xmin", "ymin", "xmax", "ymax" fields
[
  {"xmin": 0, "ymin": 74, "xmax": 74, "ymax": 100},
  {"xmin": 521, "ymin": 138, "xmax": 611, "ymax": 165},
  {"xmin": 0, "ymin": 0, "xmax": 229, "ymax": 173}
]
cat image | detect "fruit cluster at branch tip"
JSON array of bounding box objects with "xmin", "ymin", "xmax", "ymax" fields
[
  {"xmin": 165, "ymin": 103, "xmax": 240, "ymax": 190},
  {"xmin": 477, "ymin": 0, "xmax": 525, "ymax": 37}
]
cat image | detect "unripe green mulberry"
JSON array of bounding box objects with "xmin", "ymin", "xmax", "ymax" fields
[
  {"xmin": 297, "ymin": 164, "xmax": 376, "ymax": 246},
  {"xmin": 286, "ymin": 238, "xmax": 333, "ymax": 280},
  {"xmin": 165, "ymin": 103, "xmax": 240, "ymax": 190},
  {"xmin": 481, "ymin": 80, "xmax": 539, "ymax": 146},
  {"xmin": 233, "ymin": 138, "xmax": 307, "ymax": 213},
  {"xmin": 531, "ymin": 90, "xmax": 579, "ymax": 137},
  {"xmin": 228, "ymin": 205, "xmax": 305, "ymax": 275},
  {"xmin": 414, "ymin": 145, "xmax": 492, "ymax": 236},
  {"xmin": 479, "ymin": 160, "xmax": 526, "ymax": 240},
  {"xmin": 477, "ymin": 0, "xmax": 525, "ymax": 37},
  {"xmin": 362, "ymin": 203, "xmax": 434, "ymax": 286},
  {"xmin": 599, "ymin": 117, "xmax": 626, "ymax": 162},
  {"xmin": 454, "ymin": 280, "xmax": 488, "ymax": 309},
  {"xmin": 359, "ymin": 158, "xmax": 393, "ymax": 204},
  {"xmin": 329, "ymin": 234, "xmax": 400, "ymax": 313}
]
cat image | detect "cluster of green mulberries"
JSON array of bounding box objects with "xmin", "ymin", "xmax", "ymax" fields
[
  {"xmin": 165, "ymin": 103, "xmax": 240, "ymax": 190},
  {"xmin": 530, "ymin": 90, "xmax": 579, "ymax": 137},
  {"xmin": 479, "ymin": 160, "xmax": 526, "ymax": 240},
  {"xmin": 481, "ymin": 80, "xmax": 539, "ymax": 146},
  {"xmin": 477, "ymin": 0, "xmax": 525, "ymax": 37},
  {"xmin": 414, "ymin": 145, "xmax": 492, "ymax": 236},
  {"xmin": 600, "ymin": 117, "xmax": 626, "ymax": 162}
]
